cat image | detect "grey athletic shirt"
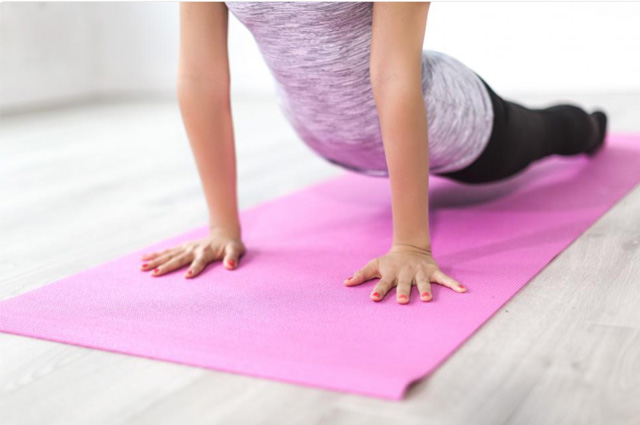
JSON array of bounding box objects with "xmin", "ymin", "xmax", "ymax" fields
[{"xmin": 225, "ymin": 1, "xmax": 494, "ymax": 175}]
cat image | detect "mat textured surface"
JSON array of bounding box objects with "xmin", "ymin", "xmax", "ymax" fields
[{"xmin": 1, "ymin": 133, "xmax": 639, "ymax": 400}]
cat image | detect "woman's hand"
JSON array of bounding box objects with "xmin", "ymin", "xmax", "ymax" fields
[
  {"xmin": 139, "ymin": 228, "xmax": 245, "ymax": 278},
  {"xmin": 344, "ymin": 245, "xmax": 467, "ymax": 304}
]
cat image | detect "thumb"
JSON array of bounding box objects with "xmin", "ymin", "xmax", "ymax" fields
[
  {"xmin": 344, "ymin": 259, "xmax": 380, "ymax": 286},
  {"xmin": 223, "ymin": 243, "xmax": 244, "ymax": 270}
]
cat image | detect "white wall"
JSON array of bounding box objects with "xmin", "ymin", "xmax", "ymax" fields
[
  {"xmin": 0, "ymin": 2, "xmax": 181, "ymax": 112},
  {"xmin": 428, "ymin": 2, "xmax": 640, "ymax": 94},
  {"xmin": 0, "ymin": 3, "xmax": 98, "ymax": 110},
  {"xmin": 2, "ymin": 2, "xmax": 640, "ymax": 114},
  {"xmin": 91, "ymin": 2, "xmax": 181, "ymax": 96}
]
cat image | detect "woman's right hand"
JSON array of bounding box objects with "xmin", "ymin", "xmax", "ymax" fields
[{"xmin": 139, "ymin": 228, "xmax": 246, "ymax": 278}]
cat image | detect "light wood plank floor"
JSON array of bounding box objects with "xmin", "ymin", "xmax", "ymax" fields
[{"xmin": 1, "ymin": 92, "xmax": 639, "ymax": 425}]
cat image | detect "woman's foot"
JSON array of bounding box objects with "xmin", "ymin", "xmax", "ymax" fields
[{"xmin": 585, "ymin": 110, "xmax": 608, "ymax": 156}]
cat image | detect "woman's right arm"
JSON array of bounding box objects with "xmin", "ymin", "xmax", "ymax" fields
[{"xmin": 140, "ymin": 2, "xmax": 245, "ymax": 278}]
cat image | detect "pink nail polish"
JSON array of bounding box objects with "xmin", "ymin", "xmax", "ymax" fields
[
  {"xmin": 346, "ymin": 276, "xmax": 353, "ymax": 280},
  {"xmin": 399, "ymin": 294, "xmax": 408, "ymax": 300},
  {"xmin": 153, "ymin": 268, "xmax": 160, "ymax": 274},
  {"xmin": 227, "ymin": 260, "xmax": 235, "ymax": 267},
  {"xmin": 187, "ymin": 270, "xmax": 192, "ymax": 276},
  {"xmin": 421, "ymin": 292, "xmax": 431, "ymax": 298},
  {"xmin": 141, "ymin": 263, "xmax": 148, "ymax": 268},
  {"xmin": 372, "ymin": 292, "xmax": 380, "ymax": 298},
  {"xmin": 459, "ymin": 284, "xmax": 466, "ymax": 291}
]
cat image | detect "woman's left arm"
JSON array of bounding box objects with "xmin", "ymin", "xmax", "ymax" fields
[{"xmin": 345, "ymin": 2, "xmax": 467, "ymax": 303}]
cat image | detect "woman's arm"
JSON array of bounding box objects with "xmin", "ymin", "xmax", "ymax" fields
[
  {"xmin": 178, "ymin": 2, "xmax": 239, "ymax": 237},
  {"xmin": 139, "ymin": 3, "xmax": 245, "ymax": 278},
  {"xmin": 370, "ymin": 1, "xmax": 431, "ymax": 251},
  {"xmin": 345, "ymin": 2, "xmax": 466, "ymax": 303}
]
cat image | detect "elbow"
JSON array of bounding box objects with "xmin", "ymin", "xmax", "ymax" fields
[
  {"xmin": 177, "ymin": 62, "xmax": 231, "ymax": 101},
  {"xmin": 177, "ymin": 72, "xmax": 231, "ymax": 106},
  {"xmin": 370, "ymin": 69, "xmax": 392, "ymax": 96},
  {"xmin": 369, "ymin": 60, "xmax": 397, "ymax": 95},
  {"xmin": 369, "ymin": 63, "xmax": 422, "ymax": 101}
]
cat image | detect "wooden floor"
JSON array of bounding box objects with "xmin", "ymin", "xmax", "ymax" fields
[{"xmin": 1, "ymin": 92, "xmax": 639, "ymax": 425}]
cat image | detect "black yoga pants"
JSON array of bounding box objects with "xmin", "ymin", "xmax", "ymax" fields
[{"xmin": 434, "ymin": 74, "xmax": 597, "ymax": 184}]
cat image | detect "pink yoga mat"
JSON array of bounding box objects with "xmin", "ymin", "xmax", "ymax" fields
[{"xmin": 1, "ymin": 133, "xmax": 639, "ymax": 399}]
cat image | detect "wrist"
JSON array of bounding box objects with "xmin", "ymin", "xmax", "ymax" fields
[
  {"xmin": 209, "ymin": 223, "xmax": 242, "ymax": 239},
  {"xmin": 390, "ymin": 241, "xmax": 432, "ymax": 255},
  {"xmin": 392, "ymin": 220, "xmax": 431, "ymax": 254},
  {"xmin": 392, "ymin": 229, "xmax": 431, "ymax": 252}
]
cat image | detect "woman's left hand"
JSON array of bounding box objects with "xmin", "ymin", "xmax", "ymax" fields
[{"xmin": 344, "ymin": 245, "xmax": 467, "ymax": 304}]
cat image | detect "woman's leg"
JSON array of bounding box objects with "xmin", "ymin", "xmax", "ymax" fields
[{"xmin": 434, "ymin": 75, "xmax": 607, "ymax": 184}]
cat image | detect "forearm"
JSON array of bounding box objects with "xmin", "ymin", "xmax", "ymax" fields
[
  {"xmin": 178, "ymin": 78, "xmax": 240, "ymax": 237},
  {"xmin": 374, "ymin": 80, "xmax": 431, "ymax": 252},
  {"xmin": 350, "ymin": 3, "xmax": 469, "ymax": 304}
]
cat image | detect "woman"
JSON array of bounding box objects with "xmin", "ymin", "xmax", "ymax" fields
[{"xmin": 139, "ymin": 2, "xmax": 607, "ymax": 304}]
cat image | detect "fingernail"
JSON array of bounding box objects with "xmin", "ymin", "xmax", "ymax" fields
[
  {"xmin": 226, "ymin": 260, "xmax": 235, "ymax": 268},
  {"xmin": 346, "ymin": 276, "xmax": 353, "ymax": 280},
  {"xmin": 153, "ymin": 268, "xmax": 160, "ymax": 274},
  {"xmin": 372, "ymin": 292, "xmax": 380, "ymax": 298},
  {"xmin": 186, "ymin": 270, "xmax": 192, "ymax": 276},
  {"xmin": 421, "ymin": 291, "xmax": 431, "ymax": 299},
  {"xmin": 141, "ymin": 263, "xmax": 148, "ymax": 269},
  {"xmin": 459, "ymin": 284, "xmax": 467, "ymax": 291},
  {"xmin": 399, "ymin": 294, "xmax": 408, "ymax": 300}
]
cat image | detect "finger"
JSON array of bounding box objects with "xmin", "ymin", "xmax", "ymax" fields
[
  {"xmin": 395, "ymin": 278, "xmax": 412, "ymax": 304},
  {"xmin": 416, "ymin": 274, "xmax": 432, "ymax": 302},
  {"xmin": 431, "ymin": 269, "xmax": 467, "ymax": 293},
  {"xmin": 141, "ymin": 248, "xmax": 176, "ymax": 261},
  {"xmin": 141, "ymin": 252, "xmax": 178, "ymax": 271},
  {"xmin": 345, "ymin": 259, "xmax": 379, "ymax": 286},
  {"xmin": 185, "ymin": 255, "xmax": 209, "ymax": 278},
  {"xmin": 371, "ymin": 278, "xmax": 395, "ymax": 302},
  {"xmin": 223, "ymin": 244, "xmax": 243, "ymax": 270},
  {"xmin": 152, "ymin": 253, "xmax": 192, "ymax": 277}
]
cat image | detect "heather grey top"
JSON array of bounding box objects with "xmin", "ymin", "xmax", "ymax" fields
[{"xmin": 226, "ymin": 1, "xmax": 494, "ymax": 175}]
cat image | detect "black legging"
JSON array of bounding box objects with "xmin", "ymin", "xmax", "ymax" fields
[{"xmin": 434, "ymin": 74, "xmax": 600, "ymax": 184}]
